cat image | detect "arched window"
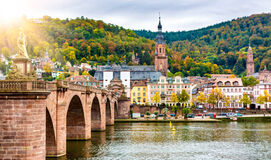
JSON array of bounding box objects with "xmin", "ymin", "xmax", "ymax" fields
[
  {"xmin": 225, "ymin": 81, "xmax": 231, "ymax": 86},
  {"xmin": 233, "ymin": 81, "xmax": 239, "ymax": 86},
  {"xmin": 217, "ymin": 81, "xmax": 223, "ymax": 86}
]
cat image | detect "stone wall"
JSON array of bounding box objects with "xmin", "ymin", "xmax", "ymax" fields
[
  {"xmin": 0, "ymin": 92, "xmax": 49, "ymax": 160},
  {"xmin": 116, "ymin": 99, "xmax": 130, "ymax": 119}
]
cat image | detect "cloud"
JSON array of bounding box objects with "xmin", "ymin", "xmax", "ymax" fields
[{"xmin": 2, "ymin": 0, "xmax": 270, "ymax": 31}]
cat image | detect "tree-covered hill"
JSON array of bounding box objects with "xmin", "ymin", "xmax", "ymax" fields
[
  {"xmin": 135, "ymin": 13, "xmax": 271, "ymax": 76},
  {"xmin": 0, "ymin": 16, "xmax": 154, "ymax": 67},
  {"xmin": 0, "ymin": 13, "xmax": 270, "ymax": 77}
]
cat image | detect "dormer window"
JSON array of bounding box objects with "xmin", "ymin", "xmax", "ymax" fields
[
  {"xmin": 217, "ymin": 81, "xmax": 223, "ymax": 86},
  {"xmin": 225, "ymin": 81, "xmax": 231, "ymax": 86},
  {"xmin": 233, "ymin": 81, "xmax": 239, "ymax": 86}
]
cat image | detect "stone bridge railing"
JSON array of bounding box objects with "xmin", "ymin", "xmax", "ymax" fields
[
  {"xmin": 0, "ymin": 80, "xmax": 114, "ymax": 98},
  {"xmin": 0, "ymin": 81, "xmax": 47, "ymax": 92}
]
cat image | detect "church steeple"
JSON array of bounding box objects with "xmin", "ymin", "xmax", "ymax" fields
[
  {"xmin": 156, "ymin": 14, "xmax": 164, "ymax": 44},
  {"xmin": 158, "ymin": 14, "xmax": 162, "ymax": 31},
  {"xmin": 246, "ymin": 45, "xmax": 255, "ymax": 77},
  {"xmin": 154, "ymin": 14, "xmax": 168, "ymax": 77}
]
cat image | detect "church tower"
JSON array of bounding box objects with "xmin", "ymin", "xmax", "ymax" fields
[
  {"xmin": 155, "ymin": 16, "xmax": 168, "ymax": 77},
  {"xmin": 246, "ymin": 46, "xmax": 255, "ymax": 77}
]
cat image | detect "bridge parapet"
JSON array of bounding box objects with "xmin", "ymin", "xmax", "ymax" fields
[{"xmin": 0, "ymin": 81, "xmax": 47, "ymax": 92}]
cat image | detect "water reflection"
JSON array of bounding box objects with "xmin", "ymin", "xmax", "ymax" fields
[{"xmin": 48, "ymin": 122, "xmax": 271, "ymax": 160}]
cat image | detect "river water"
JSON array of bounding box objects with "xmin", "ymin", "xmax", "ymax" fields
[{"xmin": 52, "ymin": 122, "xmax": 271, "ymax": 160}]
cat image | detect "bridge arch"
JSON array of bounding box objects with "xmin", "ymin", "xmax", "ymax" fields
[
  {"xmin": 106, "ymin": 98, "xmax": 113, "ymax": 125},
  {"xmin": 66, "ymin": 95, "xmax": 86, "ymax": 139},
  {"xmin": 91, "ymin": 96, "xmax": 102, "ymax": 131},
  {"xmin": 46, "ymin": 108, "xmax": 57, "ymax": 156}
]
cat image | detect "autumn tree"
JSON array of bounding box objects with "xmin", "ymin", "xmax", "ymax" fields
[
  {"xmin": 151, "ymin": 92, "xmax": 161, "ymax": 106},
  {"xmin": 82, "ymin": 70, "xmax": 90, "ymax": 75},
  {"xmin": 196, "ymin": 92, "xmax": 207, "ymax": 105},
  {"xmin": 207, "ymin": 87, "xmax": 225, "ymax": 108},
  {"xmin": 170, "ymin": 93, "xmax": 179, "ymax": 105},
  {"xmin": 43, "ymin": 63, "xmax": 52, "ymax": 73}
]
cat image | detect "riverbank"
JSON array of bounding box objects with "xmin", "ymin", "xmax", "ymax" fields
[
  {"xmin": 115, "ymin": 115, "xmax": 271, "ymax": 123},
  {"xmin": 218, "ymin": 115, "xmax": 271, "ymax": 122},
  {"xmin": 115, "ymin": 118, "xmax": 221, "ymax": 123}
]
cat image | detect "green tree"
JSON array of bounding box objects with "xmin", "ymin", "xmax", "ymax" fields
[
  {"xmin": 242, "ymin": 76, "xmax": 259, "ymax": 87},
  {"xmin": 182, "ymin": 108, "xmax": 191, "ymax": 119},
  {"xmin": 178, "ymin": 89, "xmax": 190, "ymax": 107},
  {"xmin": 162, "ymin": 107, "xmax": 168, "ymax": 120},
  {"xmin": 240, "ymin": 93, "xmax": 251, "ymax": 108},
  {"xmin": 172, "ymin": 106, "xmax": 179, "ymax": 119}
]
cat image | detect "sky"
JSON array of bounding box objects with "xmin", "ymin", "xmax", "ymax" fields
[{"xmin": 0, "ymin": 0, "xmax": 270, "ymax": 31}]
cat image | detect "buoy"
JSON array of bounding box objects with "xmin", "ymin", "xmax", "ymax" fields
[
  {"xmin": 169, "ymin": 121, "xmax": 172, "ymax": 128},
  {"xmin": 172, "ymin": 126, "xmax": 176, "ymax": 131}
]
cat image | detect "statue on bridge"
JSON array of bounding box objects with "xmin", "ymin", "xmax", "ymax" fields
[
  {"xmin": 16, "ymin": 28, "xmax": 29, "ymax": 59},
  {"xmin": 5, "ymin": 28, "xmax": 36, "ymax": 80}
]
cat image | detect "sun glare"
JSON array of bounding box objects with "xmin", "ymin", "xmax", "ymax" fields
[{"xmin": 0, "ymin": 0, "xmax": 29, "ymax": 23}]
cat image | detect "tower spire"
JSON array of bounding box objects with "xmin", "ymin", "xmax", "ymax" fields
[{"xmin": 158, "ymin": 12, "xmax": 162, "ymax": 31}]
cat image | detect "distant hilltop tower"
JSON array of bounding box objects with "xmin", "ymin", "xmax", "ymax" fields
[
  {"xmin": 246, "ymin": 46, "xmax": 255, "ymax": 77},
  {"xmin": 154, "ymin": 15, "xmax": 168, "ymax": 77}
]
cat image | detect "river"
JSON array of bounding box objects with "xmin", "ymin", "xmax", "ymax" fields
[{"xmin": 50, "ymin": 122, "xmax": 271, "ymax": 160}]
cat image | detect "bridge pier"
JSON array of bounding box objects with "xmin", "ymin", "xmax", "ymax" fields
[
  {"xmin": 0, "ymin": 92, "xmax": 50, "ymax": 160},
  {"xmin": 106, "ymin": 101, "xmax": 115, "ymax": 125}
]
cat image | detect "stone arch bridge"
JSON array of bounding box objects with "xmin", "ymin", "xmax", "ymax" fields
[{"xmin": 0, "ymin": 81, "xmax": 129, "ymax": 160}]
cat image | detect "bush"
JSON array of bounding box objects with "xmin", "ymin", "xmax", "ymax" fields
[
  {"xmin": 182, "ymin": 108, "xmax": 191, "ymax": 119},
  {"xmin": 145, "ymin": 111, "xmax": 151, "ymax": 116},
  {"xmin": 154, "ymin": 111, "xmax": 159, "ymax": 116}
]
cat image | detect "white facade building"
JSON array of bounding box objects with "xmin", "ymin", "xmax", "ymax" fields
[
  {"xmin": 204, "ymin": 78, "xmax": 244, "ymax": 108},
  {"xmin": 147, "ymin": 76, "xmax": 196, "ymax": 106},
  {"xmin": 120, "ymin": 70, "xmax": 130, "ymax": 98},
  {"xmin": 103, "ymin": 71, "xmax": 113, "ymax": 88}
]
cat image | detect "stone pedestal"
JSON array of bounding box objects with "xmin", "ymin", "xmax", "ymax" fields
[
  {"xmin": 0, "ymin": 91, "xmax": 50, "ymax": 160},
  {"xmin": 13, "ymin": 57, "xmax": 32, "ymax": 75}
]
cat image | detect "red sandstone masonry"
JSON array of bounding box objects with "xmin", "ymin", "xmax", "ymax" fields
[{"xmin": 0, "ymin": 93, "xmax": 49, "ymax": 160}]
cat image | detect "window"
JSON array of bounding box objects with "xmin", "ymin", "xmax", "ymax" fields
[
  {"xmin": 143, "ymin": 93, "xmax": 146, "ymax": 96},
  {"xmin": 143, "ymin": 98, "xmax": 146, "ymax": 102},
  {"xmin": 225, "ymin": 81, "xmax": 231, "ymax": 86},
  {"xmin": 133, "ymin": 93, "xmax": 135, "ymax": 96},
  {"xmin": 138, "ymin": 88, "xmax": 140, "ymax": 91},
  {"xmin": 138, "ymin": 93, "xmax": 140, "ymax": 96},
  {"xmin": 143, "ymin": 88, "xmax": 145, "ymax": 91},
  {"xmin": 177, "ymin": 86, "xmax": 180, "ymax": 88},
  {"xmin": 162, "ymin": 85, "xmax": 164, "ymax": 89},
  {"xmin": 133, "ymin": 98, "xmax": 136, "ymax": 102},
  {"xmin": 217, "ymin": 81, "xmax": 223, "ymax": 86},
  {"xmin": 233, "ymin": 81, "xmax": 239, "ymax": 86},
  {"xmin": 161, "ymin": 79, "xmax": 164, "ymax": 82},
  {"xmin": 177, "ymin": 79, "xmax": 180, "ymax": 82},
  {"xmin": 151, "ymin": 86, "xmax": 153, "ymax": 88}
]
